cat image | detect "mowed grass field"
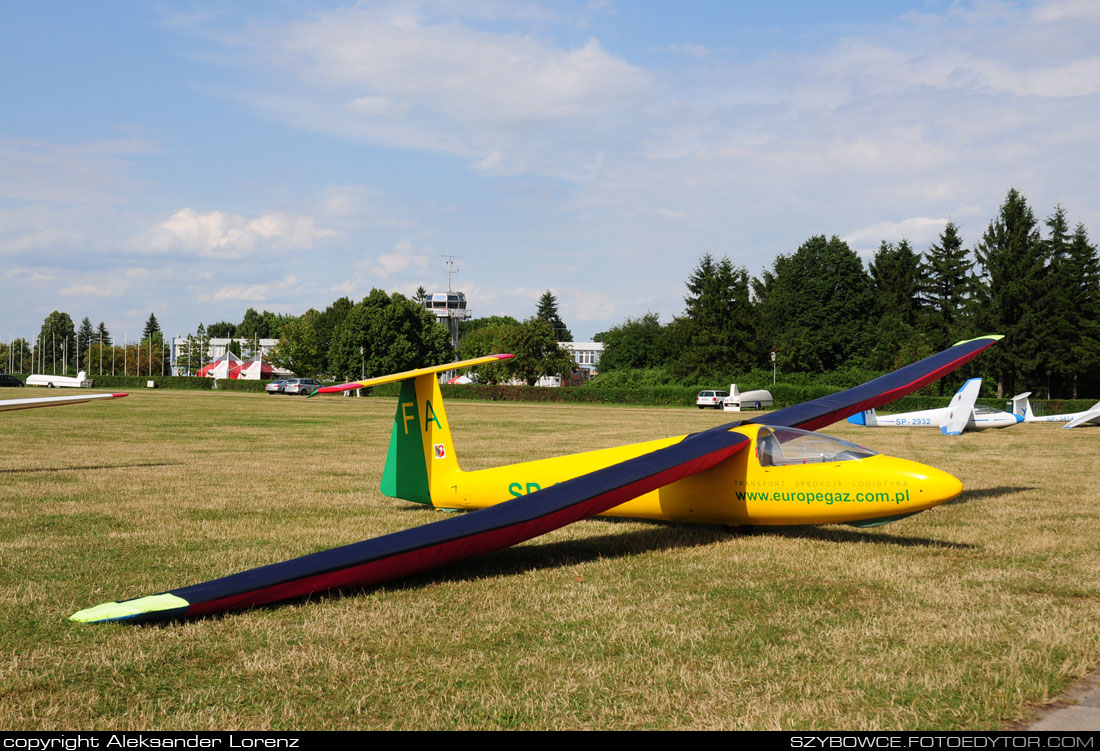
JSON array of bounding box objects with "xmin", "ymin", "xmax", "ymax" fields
[{"xmin": 0, "ymin": 389, "xmax": 1097, "ymax": 730}]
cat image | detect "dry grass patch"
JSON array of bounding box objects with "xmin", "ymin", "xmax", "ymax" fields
[{"xmin": 0, "ymin": 392, "xmax": 1097, "ymax": 729}]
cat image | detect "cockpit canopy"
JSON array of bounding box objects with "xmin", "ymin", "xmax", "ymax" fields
[
  {"xmin": 756, "ymin": 426, "xmax": 877, "ymax": 467},
  {"xmin": 973, "ymin": 405, "xmax": 1000, "ymax": 415}
]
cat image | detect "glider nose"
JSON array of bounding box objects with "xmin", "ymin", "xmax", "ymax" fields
[{"xmin": 915, "ymin": 464, "xmax": 963, "ymax": 508}]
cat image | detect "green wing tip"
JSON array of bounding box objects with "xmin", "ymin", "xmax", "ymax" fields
[
  {"xmin": 69, "ymin": 593, "xmax": 189, "ymax": 624},
  {"xmin": 952, "ymin": 334, "xmax": 1004, "ymax": 346}
]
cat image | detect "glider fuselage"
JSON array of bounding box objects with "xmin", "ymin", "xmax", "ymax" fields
[
  {"xmin": 394, "ymin": 375, "xmax": 962, "ymax": 527},
  {"xmin": 856, "ymin": 405, "xmax": 1020, "ymax": 430}
]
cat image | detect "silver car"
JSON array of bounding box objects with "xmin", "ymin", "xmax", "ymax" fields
[{"xmin": 283, "ymin": 378, "xmax": 321, "ymax": 395}]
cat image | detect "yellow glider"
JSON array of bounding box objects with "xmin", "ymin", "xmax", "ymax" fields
[{"xmin": 71, "ymin": 338, "xmax": 999, "ymax": 623}]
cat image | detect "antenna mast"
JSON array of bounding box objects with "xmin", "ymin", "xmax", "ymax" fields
[{"xmin": 441, "ymin": 254, "xmax": 462, "ymax": 292}]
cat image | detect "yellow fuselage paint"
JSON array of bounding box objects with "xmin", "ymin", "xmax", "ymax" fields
[{"xmin": 431, "ymin": 424, "xmax": 962, "ymax": 526}]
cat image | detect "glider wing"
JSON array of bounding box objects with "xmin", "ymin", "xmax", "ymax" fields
[
  {"xmin": 0, "ymin": 392, "xmax": 128, "ymax": 412},
  {"xmin": 71, "ymin": 426, "xmax": 749, "ymax": 623},
  {"xmin": 940, "ymin": 378, "xmax": 982, "ymax": 435},
  {"xmin": 309, "ymin": 354, "xmax": 514, "ymax": 396},
  {"xmin": 1064, "ymin": 402, "xmax": 1100, "ymax": 429},
  {"xmin": 742, "ymin": 335, "xmax": 1002, "ymax": 432}
]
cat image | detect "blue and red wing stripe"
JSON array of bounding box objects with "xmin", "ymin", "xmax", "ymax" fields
[
  {"xmin": 91, "ymin": 428, "xmax": 749, "ymax": 622},
  {"xmin": 743, "ymin": 336, "xmax": 1001, "ymax": 431}
]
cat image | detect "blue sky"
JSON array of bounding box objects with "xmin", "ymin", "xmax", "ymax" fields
[{"xmin": 3, "ymin": 0, "xmax": 1099, "ymax": 343}]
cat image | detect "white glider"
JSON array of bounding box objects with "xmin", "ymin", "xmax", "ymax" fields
[
  {"xmin": 1011, "ymin": 392, "xmax": 1100, "ymax": 429},
  {"xmin": 0, "ymin": 392, "xmax": 128, "ymax": 412},
  {"xmin": 848, "ymin": 377, "xmax": 1021, "ymax": 435}
]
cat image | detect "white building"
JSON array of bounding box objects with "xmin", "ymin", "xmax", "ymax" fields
[
  {"xmin": 530, "ymin": 341, "xmax": 604, "ymax": 387},
  {"xmin": 561, "ymin": 341, "xmax": 603, "ymax": 373}
]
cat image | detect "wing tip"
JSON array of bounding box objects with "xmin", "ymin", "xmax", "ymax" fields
[
  {"xmin": 69, "ymin": 593, "xmax": 190, "ymax": 624},
  {"xmin": 952, "ymin": 334, "xmax": 1003, "ymax": 346}
]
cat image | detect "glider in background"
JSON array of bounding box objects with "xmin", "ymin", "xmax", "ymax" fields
[
  {"xmin": 847, "ymin": 377, "xmax": 1020, "ymax": 435},
  {"xmin": 25, "ymin": 371, "xmax": 92, "ymax": 388},
  {"xmin": 71, "ymin": 337, "xmax": 1001, "ymax": 624},
  {"xmin": 1011, "ymin": 393, "xmax": 1100, "ymax": 428},
  {"xmin": 0, "ymin": 392, "xmax": 127, "ymax": 412}
]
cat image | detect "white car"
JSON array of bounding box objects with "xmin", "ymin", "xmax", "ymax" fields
[{"xmin": 695, "ymin": 390, "xmax": 729, "ymax": 409}]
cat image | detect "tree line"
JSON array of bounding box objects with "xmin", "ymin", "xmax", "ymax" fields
[
  {"xmin": 2, "ymin": 312, "xmax": 169, "ymax": 377},
  {"xmin": 266, "ymin": 289, "xmax": 574, "ymax": 385},
  {"xmin": 594, "ymin": 188, "xmax": 1100, "ymax": 399}
]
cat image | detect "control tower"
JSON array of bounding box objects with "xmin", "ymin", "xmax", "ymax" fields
[{"xmin": 422, "ymin": 256, "xmax": 471, "ymax": 350}]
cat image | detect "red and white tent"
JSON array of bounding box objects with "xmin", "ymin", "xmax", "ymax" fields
[
  {"xmin": 197, "ymin": 350, "xmax": 244, "ymax": 379},
  {"xmin": 238, "ymin": 352, "xmax": 277, "ymax": 380}
]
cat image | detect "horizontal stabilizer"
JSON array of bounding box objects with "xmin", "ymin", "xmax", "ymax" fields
[
  {"xmin": 311, "ymin": 354, "xmax": 514, "ymax": 396},
  {"xmin": 847, "ymin": 409, "xmax": 875, "ymax": 426}
]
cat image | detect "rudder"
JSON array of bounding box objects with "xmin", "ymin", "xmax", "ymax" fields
[{"xmin": 380, "ymin": 374, "xmax": 461, "ymax": 505}]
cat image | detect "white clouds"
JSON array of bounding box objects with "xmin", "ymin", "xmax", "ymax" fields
[
  {"xmin": 348, "ymin": 95, "xmax": 411, "ymax": 117},
  {"xmin": 221, "ymin": 6, "xmax": 650, "ymax": 178},
  {"xmin": 203, "ymin": 275, "xmax": 302, "ymax": 303},
  {"xmin": 371, "ymin": 239, "xmax": 433, "ymax": 278},
  {"xmin": 843, "ymin": 216, "xmax": 950, "ymax": 256},
  {"xmin": 667, "ymin": 43, "xmax": 711, "ymax": 58},
  {"xmin": 0, "ymin": 266, "xmax": 56, "ymax": 284},
  {"xmin": 0, "ymin": 137, "xmax": 155, "ymax": 204},
  {"xmin": 140, "ymin": 208, "xmax": 337, "ymax": 258}
]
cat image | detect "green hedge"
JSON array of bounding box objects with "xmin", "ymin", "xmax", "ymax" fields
[
  {"xmin": 38, "ymin": 375, "xmax": 269, "ymax": 392},
  {"xmin": 368, "ymin": 381, "xmax": 1097, "ymax": 413},
  {"xmin": 81, "ymin": 375, "xmax": 214, "ymax": 390}
]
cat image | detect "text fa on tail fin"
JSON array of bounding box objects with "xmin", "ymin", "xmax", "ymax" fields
[
  {"xmin": 940, "ymin": 377, "xmax": 982, "ymax": 435},
  {"xmin": 380, "ymin": 374, "xmax": 461, "ymax": 506},
  {"xmin": 1011, "ymin": 392, "xmax": 1033, "ymax": 420}
]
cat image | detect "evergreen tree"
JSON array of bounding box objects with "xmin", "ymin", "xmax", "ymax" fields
[
  {"xmin": 76, "ymin": 317, "xmax": 95, "ymax": 371},
  {"xmin": 96, "ymin": 321, "xmax": 112, "ymax": 347},
  {"xmin": 866, "ymin": 240, "xmax": 928, "ymax": 371},
  {"xmin": 142, "ymin": 313, "xmax": 161, "ymax": 340},
  {"xmin": 536, "ymin": 290, "xmax": 572, "ymax": 342},
  {"xmin": 919, "ymin": 222, "xmax": 974, "ymax": 353},
  {"xmin": 673, "ymin": 254, "xmax": 757, "ymax": 379},
  {"xmin": 868, "ymin": 240, "xmax": 922, "ymax": 325},
  {"xmin": 973, "ymin": 188, "xmax": 1047, "ymax": 396},
  {"xmin": 1043, "ymin": 205, "xmax": 1074, "ymax": 396},
  {"xmin": 1062, "ymin": 223, "xmax": 1100, "ymax": 398}
]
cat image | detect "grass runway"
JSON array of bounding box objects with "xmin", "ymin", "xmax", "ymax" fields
[{"xmin": 1, "ymin": 389, "xmax": 1098, "ymax": 730}]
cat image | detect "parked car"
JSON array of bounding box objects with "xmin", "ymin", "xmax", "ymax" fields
[
  {"xmin": 695, "ymin": 390, "xmax": 729, "ymax": 409},
  {"xmin": 265, "ymin": 380, "xmax": 287, "ymax": 394},
  {"xmin": 0, "ymin": 374, "xmax": 24, "ymax": 387},
  {"xmin": 283, "ymin": 378, "xmax": 321, "ymax": 395}
]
